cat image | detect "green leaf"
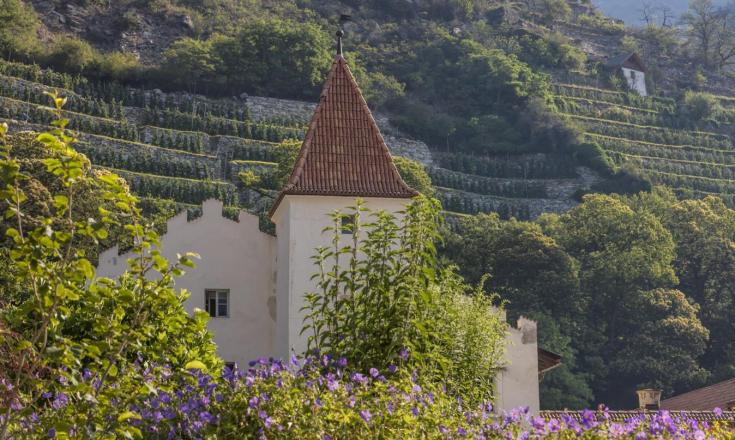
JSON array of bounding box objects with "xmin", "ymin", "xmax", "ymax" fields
[
  {"xmin": 184, "ymin": 360, "xmax": 207, "ymax": 371},
  {"xmin": 117, "ymin": 411, "xmax": 142, "ymax": 423},
  {"xmin": 36, "ymin": 133, "xmax": 57, "ymax": 145}
]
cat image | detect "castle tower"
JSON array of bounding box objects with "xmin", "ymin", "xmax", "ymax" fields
[{"xmin": 269, "ymin": 34, "xmax": 418, "ymax": 359}]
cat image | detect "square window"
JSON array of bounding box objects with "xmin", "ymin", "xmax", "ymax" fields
[
  {"xmin": 341, "ymin": 214, "xmax": 356, "ymax": 234},
  {"xmin": 205, "ymin": 289, "xmax": 229, "ymax": 317}
]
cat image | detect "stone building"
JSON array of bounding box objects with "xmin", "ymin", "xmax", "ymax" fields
[{"xmin": 97, "ymin": 49, "xmax": 550, "ymax": 412}]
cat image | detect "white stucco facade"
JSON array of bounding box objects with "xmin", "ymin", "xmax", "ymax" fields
[
  {"xmin": 622, "ymin": 67, "xmax": 647, "ymax": 96},
  {"xmin": 271, "ymin": 194, "xmax": 410, "ymax": 359},
  {"xmin": 495, "ymin": 317, "xmax": 541, "ymax": 413},
  {"xmin": 97, "ymin": 199, "xmax": 277, "ymax": 366},
  {"xmin": 95, "ymin": 197, "xmax": 543, "ymax": 412}
]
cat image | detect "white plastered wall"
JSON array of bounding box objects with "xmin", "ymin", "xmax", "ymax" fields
[
  {"xmin": 271, "ymin": 195, "xmax": 410, "ymax": 360},
  {"xmin": 622, "ymin": 67, "xmax": 647, "ymax": 96},
  {"xmin": 494, "ymin": 316, "xmax": 540, "ymax": 413},
  {"xmin": 96, "ymin": 199, "xmax": 277, "ymax": 367}
]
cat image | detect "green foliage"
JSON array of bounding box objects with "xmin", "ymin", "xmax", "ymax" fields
[
  {"xmin": 162, "ymin": 38, "xmax": 217, "ymax": 92},
  {"xmin": 216, "ymin": 361, "xmax": 487, "ymax": 438},
  {"xmin": 589, "ymin": 169, "xmax": 652, "ymax": 196},
  {"xmin": 303, "ymin": 197, "xmax": 507, "ymax": 406},
  {"xmin": 660, "ymin": 195, "xmax": 735, "ymax": 380},
  {"xmin": 577, "ymin": 12, "xmax": 626, "ymax": 34},
  {"xmin": 548, "ymin": 194, "xmax": 708, "ymax": 407},
  {"xmin": 573, "ymin": 142, "xmax": 615, "ymax": 175},
  {"xmin": 442, "ymin": 213, "xmax": 591, "ymax": 408},
  {"xmin": 45, "ymin": 37, "xmax": 99, "ymax": 75},
  {"xmin": 430, "ymin": 166, "xmax": 547, "ymax": 198},
  {"xmin": 441, "ymin": 188, "xmax": 735, "ymax": 409},
  {"xmin": 533, "ymin": 0, "xmax": 572, "ymax": 23},
  {"xmin": 0, "ymin": 96, "xmax": 219, "ymax": 437},
  {"xmin": 392, "ymin": 156, "xmax": 434, "ymax": 196},
  {"xmin": 208, "ymin": 19, "xmax": 333, "ymax": 99},
  {"xmin": 680, "ymin": 91, "xmax": 722, "ymax": 125},
  {"xmin": 0, "ymin": 0, "xmax": 41, "ymax": 59},
  {"xmin": 238, "ymin": 169, "xmax": 261, "ymax": 186}
]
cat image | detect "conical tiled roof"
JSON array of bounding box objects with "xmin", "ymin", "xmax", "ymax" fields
[{"xmin": 270, "ymin": 56, "xmax": 418, "ymax": 216}]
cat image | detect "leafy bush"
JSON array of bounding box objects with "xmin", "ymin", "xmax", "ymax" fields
[
  {"xmin": 392, "ymin": 156, "xmax": 434, "ymax": 196},
  {"xmin": 680, "ymin": 91, "xmax": 722, "ymax": 125},
  {"xmin": 8, "ymin": 356, "xmax": 733, "ymax": 438},
  {"xmin": 0, "ymin": 0, "xmax": 41, "ymax": 59},
  {"xmin": 573, "ymin": 142, "xmax": 615, "ymax": 175},
  {"xmin": 45, "ymin": 37, "xmax": 99, "ymax": 75},
  {"xmin": 303, "ymin": 198, "xmax": 507, "ymax": 406},
  {"xmin": 0, "ymin": 99, "xmax": 219, "ymax": 438}
]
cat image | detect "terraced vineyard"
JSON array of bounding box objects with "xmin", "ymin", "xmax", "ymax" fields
[
  {"xmin": 553, "ymin": 83, "xmax": 735, "ymax": 205},
  {"xmin": 0, "ymin": 59, "xmax": 605, "ymax": 224},
  {"xmin": 0, "ymin": 59, "xmax": 319, "ymax": 229},
  {"xmin": 428, "ymin": 151, "xmax": 599, "ymax": 220}
]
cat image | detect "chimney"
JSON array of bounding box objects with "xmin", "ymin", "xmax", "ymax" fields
[{"xmin": 636, "ymin": 389, "xmax": 662, "ymax": 410}]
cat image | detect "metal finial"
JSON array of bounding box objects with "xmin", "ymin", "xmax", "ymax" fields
[
  {"xmin": 336, "ymin": 29, "xmax": 344, "ymax": 57},
  {"xmin": 336, "ymin": 14, "xmax": 351, "ymax": 57}
]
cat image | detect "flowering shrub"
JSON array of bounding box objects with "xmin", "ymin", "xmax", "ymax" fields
[
  {"xmin": 0, "ymin": 95, "xmax": 219, "ymax": 438},
  {"xmin": 7, "ymin": 355, "xmax": 734, "ymax": 439}
]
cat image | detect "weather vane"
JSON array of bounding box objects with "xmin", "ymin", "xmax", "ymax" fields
[{"xmin": 337, "ymin": 14, "xmax": 352, "ymax": 56}]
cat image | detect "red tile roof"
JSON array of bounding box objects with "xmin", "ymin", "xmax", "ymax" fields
[
  {"xmin": 661, "ymin": 378, "xmax": 735, "ymax": 411},
  {"xmin": 270, "ymin": 55, "xmax": 417, "ymax": 216},
  {"xmin": 538, "ymin": 348, "xmax": 562, "ymax": 374},
  {"xmin": 540, "ymin": 410, "xmax": 735, "ymax": 423}
]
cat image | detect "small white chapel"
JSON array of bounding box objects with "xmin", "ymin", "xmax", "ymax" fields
[{"xmin": 96, "ymin": 42, "xmax": 552, "ymax": 412}]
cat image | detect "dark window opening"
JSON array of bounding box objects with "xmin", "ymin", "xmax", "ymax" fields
[{"xmin": 205, "ymin": 289, "xmax": 229, "ymax": 317}]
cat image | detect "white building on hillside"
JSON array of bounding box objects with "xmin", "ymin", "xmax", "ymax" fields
[
  {"xmin": 605, "ymin": 52, "xmax": 648, "ymax": 96},
  {"xmin": 97, "ymin": 47, "xmax": 555, "ymax": 412}
]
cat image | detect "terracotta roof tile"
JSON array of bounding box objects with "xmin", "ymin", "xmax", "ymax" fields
[
  {"xmin": 271, "ymin": 56, "xmax": 417, "ymax": 216},
  {"xmin": 661, "ymin": 378, "xmax": 735, "ymax": 411},
  {"xmin": 538, "ymin": 348, "xmax": 562, "ymax": 374},
  {"xmin": 540, "ymin": 410, "xmax": 735, "ymax": 423}
]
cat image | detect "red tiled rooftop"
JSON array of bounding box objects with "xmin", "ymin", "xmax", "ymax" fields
[
  {"xmin": 540, "ymin": 410, "xmax": 735, "ymax": 423},
  {"xmin": 271, "ymin": 55, "xmax": 417, "ymax": 215},
  {"xmin": 661, "ymin": 377, "xmax": 735, "ymax": 411}
]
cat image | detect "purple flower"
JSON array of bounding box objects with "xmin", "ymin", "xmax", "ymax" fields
[
  {"xmin": 337, "ymin": 358, "xmax": 348, "ymax": 368},
  {"xmin": 399, "ymin": 348, "xmax": 409, "ymax": 361},
  {"xmin": 714, "ymin": 407, "xmax": 723, "ymax": 417},
  {"xmin": 51, "ymin": 393, "xmax": 68, "ymax": 409},
  {"xmin": 351, "ymin": 373, "xmax": 367, "ymax": 385},
  {"xmin": 369, "ymin": 368, "xmax": 379, "ymax": 378},
  {"xmin": 531, "ymin": 417, "xmax": 546, "ymax": 430},
  {"xmin": 388, "ymin": 365, "xmax": 398, "ymax": 374},
  {"xmin": 359, "ymin": 409, "xmax": 371, "ymax": 424},
  {"xmin": 635, "ymin": 431, "xmax": 647, "ymax": 440},
  {"xmin": 327, "ymin": 378, "xmax": 339, "ymax": 391}
]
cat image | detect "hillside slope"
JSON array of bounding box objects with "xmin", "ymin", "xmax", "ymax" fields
[{"xmin": 7, "ymin": 0, "xmax": 735, "ymax": 222}]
